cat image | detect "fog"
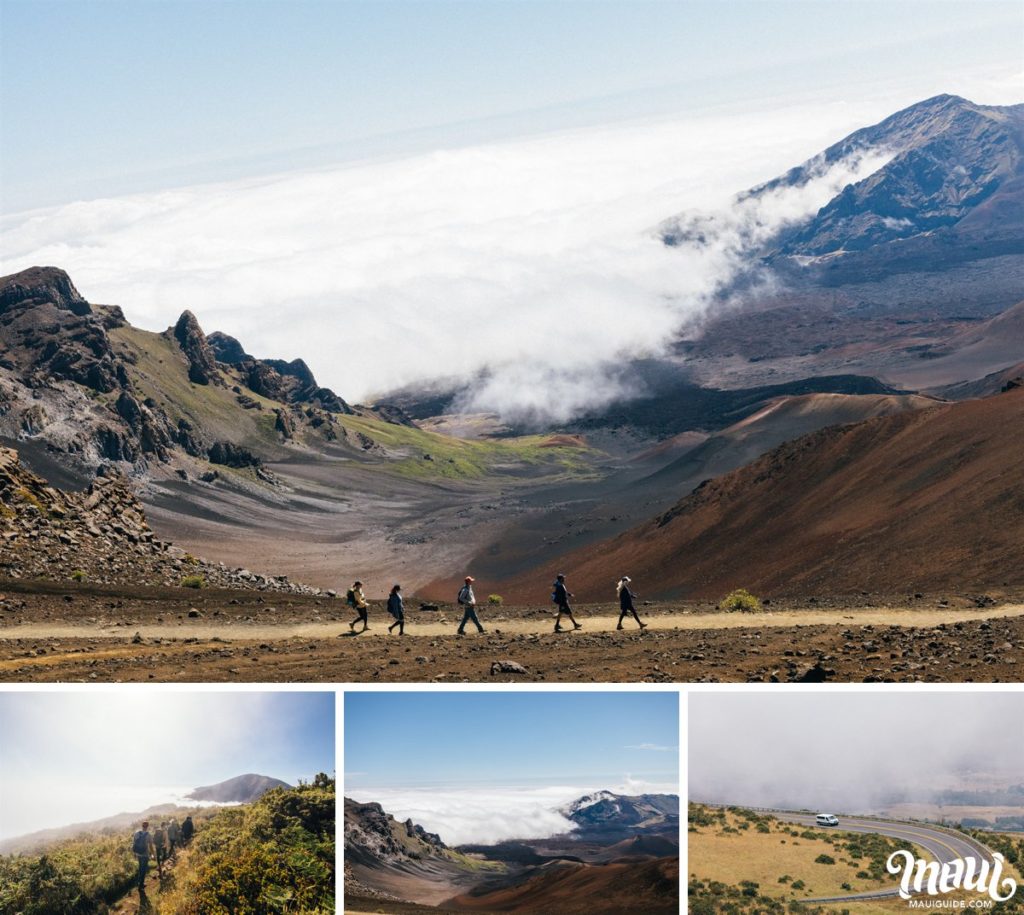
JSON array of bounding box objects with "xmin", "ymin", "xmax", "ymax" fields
[
  {"xmin": 1, "ymin": 97, "xmax": 906, "ymax": 423},
  {"xmin": 0, "ymin": 692, "xmax": 334, "ymax": 841},
  {"xmin": 347, "ymin": 775, "xmax": 678, "ymax": 846},
  {"xmin": 689, "ymin": 692, "xmax": 1024, "ymax": 814}
]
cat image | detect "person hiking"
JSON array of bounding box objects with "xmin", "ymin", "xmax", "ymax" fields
[
  {"xmin": 456, "ymin": 576, "xmax": 485, "ymax": 635},
  {"xmin": 552, "ymin": 573, "xmax": 582, "ymax": 632},
  {"xmin": 387, "ymin": 583, "xmax": 405, "ymax": 635},
  {"xmin": 153, "ymin": 822, "xmax": 169, "ymax": 877},
  {"xmin": 181, "ymin": 814, "xmax": 194, "ymax": 845},
  {"xmin": 167, "ymin": 818, "xmax": 181, "ymax": 858},
  {"xmin": 347, "ymin": 579, "xmax": 370, "ymax": 633},
  {"xmin": 616, "ymin": 576, "xmax": 647, "ymax": 630},
  {"xmin": 131, "ymin": 820, "xmax": 156, "ymax": 896}
]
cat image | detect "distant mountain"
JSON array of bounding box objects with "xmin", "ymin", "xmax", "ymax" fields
[
  {"xmin": 561, "ymin": 792, "xmax": 680, "ymax": 842},
  {"xmin": 663, "ymin": 94, "xmax": 1024, "ymax": 281},
  {"xmin": 187, "ymin": 773, "xmax": 291, "ymax": 803}
]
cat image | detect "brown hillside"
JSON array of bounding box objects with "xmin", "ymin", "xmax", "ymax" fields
[
  {"xmin": 444, "ymin": 856, "xmax": 678, "ymax": 915},
  {"xmin": 496, "ymin": 387, "xmax": 1024, "ymax": 600}
]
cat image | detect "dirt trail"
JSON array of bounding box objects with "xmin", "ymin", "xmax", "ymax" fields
[
  {"xmin": 3, "ymin": 603, "xmax": 1023, "ymax": 641},
  {"xmin": 110, "ymin": 848, "xmax": 188, "ymax": 915}
]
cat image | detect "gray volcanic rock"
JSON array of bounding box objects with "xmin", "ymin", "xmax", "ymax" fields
[
  {"xmin": 207, "ymin": 331, "xmax": 252, "ymax": 364},
  {"xmin": 663, "ymin": 94, "xmax": 1024, "ymax": 281},
  {"xmin": 0, "ymin": 266, "xmax": 126, "ymax": 393},
  {"xmin": 173, "ymin": 310, "xmax": 219, "ymax": 385},
  {"xmin": 561, "ymin": 792, "xmax": 680, "ymax": 841},
  {"xmin": 187, "ymin": 773, "xmax": 291, "ymax": 803}
]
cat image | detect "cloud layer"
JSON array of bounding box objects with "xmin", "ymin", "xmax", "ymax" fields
[
  {"xmin": 689, "ymin": 692, "xmax": 1024, "ymax": 814},
  {"xmin": 2, "ymin": 99, "xmax": 907, "ymax": 420},
  {"xmin": 348, "ymin": 776, "xmax": 677, "ymax": 846}
]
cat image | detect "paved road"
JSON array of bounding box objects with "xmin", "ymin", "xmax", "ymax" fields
[{"xmin": 775, "ymin": 812, "xmax": 994, "ymax": 902}]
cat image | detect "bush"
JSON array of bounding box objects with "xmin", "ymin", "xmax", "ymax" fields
[
  {"xmin": 487, "ymin": 594, "xmax": 503, "ymax": 605},
  {"xmin": 71, "ymin": 570, "xmax": 86, "ymax": 582},
  {"xmin": 721, "ymin": 588, "xmax": 762, "ymax": 612},
  {"xmin": 815, "ymin": 854, "xmax": 836, "ymax": 865},
  {"xmin": 181, "ymin": 575, "xmax": 205, "ymax": 589}
]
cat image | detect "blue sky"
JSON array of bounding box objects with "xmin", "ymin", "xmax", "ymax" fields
[
  {"xmin": 345, "ymin": 690, "xmax": 678, "ymax": 787},
  {"xmin": 2, "ymin": 0, "xmax": 1021, "ymax": 210}
]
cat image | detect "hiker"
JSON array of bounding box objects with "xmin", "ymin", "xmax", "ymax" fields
[
  {"xmin": 616, "ymin": 576, "xmax": 647, "ymax": 630},
  {"xmin": 552, "ymin": 573, "xmax": 582, "ymax": 632},
  {"xmin": 131, "ymin": 820, "xmax": 156, "ymax": 896},
  {"xmin": 387, "ymin": 583, "xmax": 405, "ymax": 635},
  {"xmin": 181, "ymin": 814, "xmax": 194, "ymax": 845},
  {"xmin": 167, "ymin": 818, "xmax": 180, "ymax": 858},
  {"xmin": 153, "ymin": 822, "xmax": 169, "ymax": 877},
  {"xmin": 347, "ymin": 579, "xmax": 370, "ymax": 632},
  {"xmin": 456, "ymin": 576, "xmax": 485, "ymax": 635}
]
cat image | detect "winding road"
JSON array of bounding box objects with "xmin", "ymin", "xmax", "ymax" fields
[{"xmin": 773, "ymin": 811, "xmax": 995, "ymax": 902}]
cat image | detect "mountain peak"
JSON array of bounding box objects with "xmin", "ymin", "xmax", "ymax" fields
[
  {"xmin": 187, "ymin": 773, "xmax": 291, "ymax": 803},
  {"xmin": 0, "ymin": 265, "xmax": 91, "ymax": 317}
]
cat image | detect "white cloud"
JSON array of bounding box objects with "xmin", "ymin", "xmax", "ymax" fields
[
  {"xmin": 348, "ymin": 777, "xmax": 677, "ymax": 846},
  {"xmin": 2, "ymin": 98, "xmax": 901, "ymax": 421}
]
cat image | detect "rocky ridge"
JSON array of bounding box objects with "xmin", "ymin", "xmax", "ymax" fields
[{"xmin": 0, "ymin": 446, "xmax": 321, "ymax": 593}]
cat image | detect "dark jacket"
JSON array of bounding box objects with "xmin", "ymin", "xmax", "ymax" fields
[
  {"xmin": 619, "ymin": 586, "xmax": 636, "ymax": 612},
  {"xmin": 388, "ymin": 592, "xmax": 404, "ymax": 617},
  {"xmin": 553, "ymin": 580, "xmax": 570, "ymax": 607}
]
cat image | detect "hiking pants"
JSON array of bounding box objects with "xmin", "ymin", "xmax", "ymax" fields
[
  {"xmin": 137, "ymin": 855, "xmax": 149, "ymax": 889},
  {"xmin": 458, "ymin": 605, "xmax": 483, "ymax": 633}
]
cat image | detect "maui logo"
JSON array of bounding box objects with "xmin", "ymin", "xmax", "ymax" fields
[{"xmin": 886, "ymin": 850, "xmax": 1017, "ymax": 902}]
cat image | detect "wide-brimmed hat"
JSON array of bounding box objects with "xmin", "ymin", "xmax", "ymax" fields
[{"xmin": 465, "ymin": 576, "xmax": 475, "ymax": 582}]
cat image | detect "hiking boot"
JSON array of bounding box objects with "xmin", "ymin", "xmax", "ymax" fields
[
  {"xmin": 573, "ymin": 623, "xmax": 583, "ymax": 630},
  {"xmin": 457, "ymin": 630, "xmax": 465, "ymax": 636},
  {"xmin": 554, "ymin": 625, "xmax": 563, "ymax": 632},
  {"xmin": 640, "ymin": 622, "xmax": 648, "ymax": 629},
  {"xmin": 616, "ymin": 624, "xmax": 624, "ymax": 630}
]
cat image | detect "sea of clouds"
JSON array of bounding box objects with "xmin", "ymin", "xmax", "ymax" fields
[
  {"xmin": 1, "ymin": 99, "xmax": 908, "ymax": 422},
  {"xmin": 346, "ymin": 775, "xmax": 678, "ymax": 846}
]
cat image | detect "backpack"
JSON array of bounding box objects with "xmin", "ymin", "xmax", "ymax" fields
[
  {"xmin": 457, "ymin": 587, "xmax": 468, "ymax": 605},
  {"xmin": 132, "ymin": 830, "xmax": 148, "ymax": 855},
  {"xmin": 346, "ymin": 589, "xmax": 356, "ymax": 607},
  {"xmin": 551, "ymin": 590, "xmax": 559, "ymax": 604}
]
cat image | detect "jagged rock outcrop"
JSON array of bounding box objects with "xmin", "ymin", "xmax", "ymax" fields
[
  {"xmin": 172, "ymin": 310, "xmax": 219, "ymax": 385},
  {"xmin": 273, "ymin": 408, "xmax": 294, "ymax": 439},
  {"xmin": 207, "ymin": 331, "xmax": 252, "ymax": 364},
  {"xmin": 344, "ymin": 798, "xmax": 453, "ymax": 869},
  {"xmin": 0, "ymin": 267, "xmax": 126, "ymax": 393},
  {"xmin": 208, "ymin": 440, "xmax": 261, "ymax": 468}
]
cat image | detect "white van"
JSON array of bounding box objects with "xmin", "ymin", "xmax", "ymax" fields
[{"xmin": 815, "ymin": 813, "xmax": 839, "ymax": 826}]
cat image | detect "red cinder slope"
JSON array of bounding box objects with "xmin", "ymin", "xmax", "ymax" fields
[{"xmin": 497, "ymin": 387, "xmax": 1024, "ymax": 600}]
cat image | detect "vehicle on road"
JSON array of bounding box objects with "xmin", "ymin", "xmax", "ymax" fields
[{"xmin": 816, "ymin": 813, "xmax": 840, "ymax": 826}]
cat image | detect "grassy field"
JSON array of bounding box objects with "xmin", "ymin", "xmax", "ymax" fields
[
  {"xmin": 687, "ymin": 805, "xmax": 928, "ymax": 915},
  {"xmin": 335, "ymin": 412, "xmax": 599, "ymax": 481}
]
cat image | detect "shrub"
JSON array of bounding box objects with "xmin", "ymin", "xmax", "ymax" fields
[
  {"xmin": 71, "ymin": 570, "xmax": 86, "ymax": 582},
  {"xmin": 721, "ymin": 588, "xmax": 762, "ymax": 612},
  {"xmin": 791, "ymin": 880, "xmax": 806, "ymax": 890},
  {"xmin": 181, "ymin": 575, "xmax": 205, "ymax": 589},
  {"xmin": 815, "ymin": 854, "xmax": 836, "ymax": 865},
  {"xmin": 487, "ymin": 594, "xmax": 503, "ymax": 605}
]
